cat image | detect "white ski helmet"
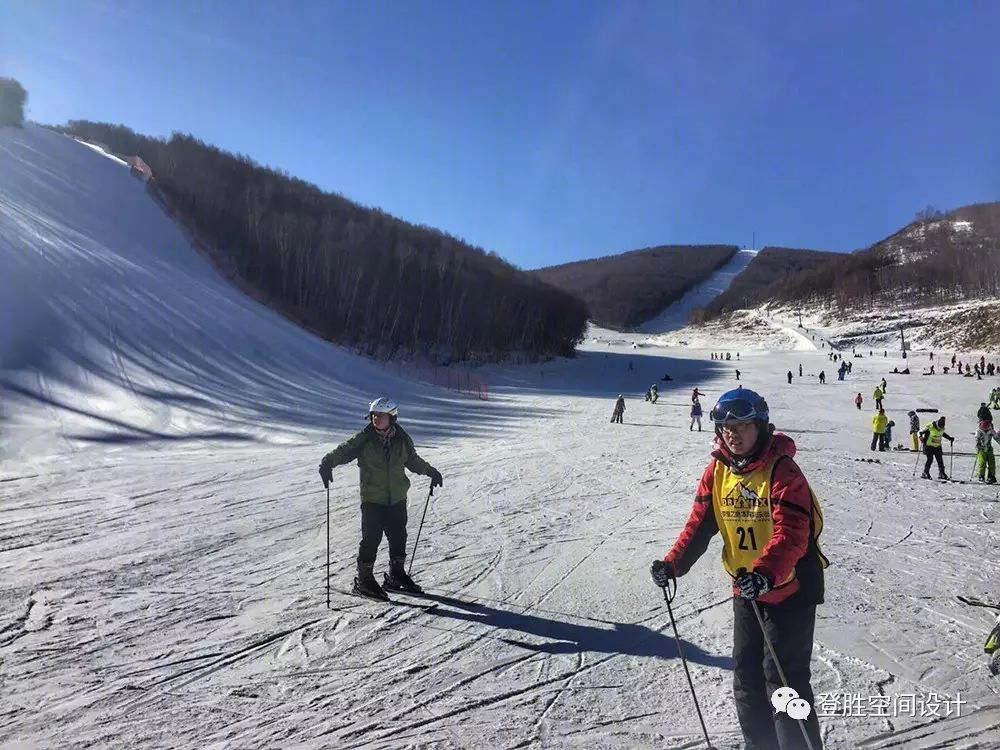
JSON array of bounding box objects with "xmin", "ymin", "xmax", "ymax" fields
[{"xmin": 368, "ymin": 397, "xmax": 398, "ymax": 418}]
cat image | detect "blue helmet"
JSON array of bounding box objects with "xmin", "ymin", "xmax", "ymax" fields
[{"xmin": 710, "ymin": 388, "xmax": 769, "ymax": 426}]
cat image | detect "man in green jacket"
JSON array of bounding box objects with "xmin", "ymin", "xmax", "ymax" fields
[{"xmin": 319, "ymin": 397, "xmax": 443, "ymax": 600}]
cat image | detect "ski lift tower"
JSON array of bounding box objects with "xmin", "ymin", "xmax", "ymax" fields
[{"xmin": 900, "ymin": 324, "xmax": 909, "ymax": 359}]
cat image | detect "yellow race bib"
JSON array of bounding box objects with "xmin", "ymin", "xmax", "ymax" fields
[{"xmin": 712, "ymin": 458, "xmax": 827, "ymax": 586}]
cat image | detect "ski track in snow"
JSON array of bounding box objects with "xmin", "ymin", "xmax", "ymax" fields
[{"xmin": 2, "ymin": 125, "xmax": 1000, "ymax": 749}]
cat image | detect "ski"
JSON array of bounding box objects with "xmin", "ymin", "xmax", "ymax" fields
[
  {"xmin": 957, "ymin": 595, "xmax": 1000, "ymax": 610},
  {"xmin": 332, "ymin": 587, "xmax": 437, "ymax": 611}
]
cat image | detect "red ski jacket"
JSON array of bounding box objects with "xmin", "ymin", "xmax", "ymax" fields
[{"xmin": 663, "ymin": 431, "xmax": 826, "ymax": 605}]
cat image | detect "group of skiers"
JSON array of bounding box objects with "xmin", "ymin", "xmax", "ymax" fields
[
  {"xmin": 860, "ymin": 374, "xmax": 1000, "ymax": 481},
  {"xmin": 711, "ymin": 352, "xmax": 739, "ymax": 360},
  {"xmin": 319, "ymin": 351, "xmax": 998, "ymax": 750}
]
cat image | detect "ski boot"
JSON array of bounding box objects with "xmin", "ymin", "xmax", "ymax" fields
[
  {"xmin": 938, "ymin": 472, "xmax": 949, "ymax": 481},
  {"xmin": 920, "ymin": 471, "xmax": 931, "ymax": 479},
  {"xmin": 353, "ymin": 559, "xmax": 389, "ymax": 601},
  {"xmin": 383, "ymin": 556, "xmax": 423, "ymax": 594}
]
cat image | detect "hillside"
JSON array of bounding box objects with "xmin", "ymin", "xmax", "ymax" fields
[
  {"xmin": 533, "ymin": 244, "xmax": 737, "ymax": 330},
  {"xmin": 56, "ymin": 121, "xmax": 587, "ymax": 363},
  {"xmin": 699, "ymin": 203, "xmax": 1000, "ymax": 322},
  {"xmin": 694, "ymin": 246, "xmax": 841, "ymax": 320},
  {"xmin": 0, "ymin": 122, "xmax": 531, "ymax": 458}
]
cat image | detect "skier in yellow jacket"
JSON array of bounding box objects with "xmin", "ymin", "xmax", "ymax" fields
[{"xmin": 871, "ymin": 408, "xmax": 889, "ymax": 451}]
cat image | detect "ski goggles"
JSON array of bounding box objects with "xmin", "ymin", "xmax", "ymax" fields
[{"xmin": 710, "ymin": 398, "xmax": 760, "ymax": 425}]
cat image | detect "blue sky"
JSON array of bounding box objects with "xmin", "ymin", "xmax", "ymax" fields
[{"xmin": 3, "ymin": 0, "xmax": 998, "ymax": 268}]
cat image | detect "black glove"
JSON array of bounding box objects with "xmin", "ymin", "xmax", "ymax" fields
[
  {"xmin": 429, "ymin": 467, "xmax": 443, "ymax": 488},
  {"xmin": 650, "ymin": 559, "xmax": 675, "ymax": 588},
  {"xmin": 949, "ymin": 437, "xmax": 955, "ymax": 443},
  {"xmin": 734, "ymin": 570, "xmax": 771, "ymax": 600},
  {"xmin": 318, "ymin": 461, "xmax": 332, "ymax": 489}
]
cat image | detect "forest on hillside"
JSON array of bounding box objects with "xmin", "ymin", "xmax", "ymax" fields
[
  {"xmin": 697, "ymin": 205, "xmax": 1000, "ymax": 321},
  {"xmin": 693, "ymin": 247, "xmax": 840, "ymax": 321},
  {"xmin": 534, "ymin": 244, "xmax": 737, "ymax": 330},
  {"xmin": 58, "ymin": 121, "xmax": 587, "ymax": 362}
]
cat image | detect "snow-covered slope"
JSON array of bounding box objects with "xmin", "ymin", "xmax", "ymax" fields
[
  {"xmin": 638, "ymin": 249, "xmax": 757, "ymax": 333},
  {"xmin": 0, "ymin": 124, "xmax": 520, "ymax": 463},
  {"xmin": 2, "ymin": 124, "xmax": 998, "ymax": 750}
]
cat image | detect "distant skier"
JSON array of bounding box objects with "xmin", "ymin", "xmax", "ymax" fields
[
  {"xmin": 798, "ymin": 363, "xmax": 803, "ymax": 377},
  {"xmin": 873, "ymin": 385, "xmax": 884, "ymax": 410},
  {"xmin": 871, "ymin": 408, "xmax": 889, "ymax": 451},
  {"xmin": 884, "ymin": 418, "xmax": 895, "ymax": 448},
  {"xmin": 908, "ymin": 411, "xmax": 920, "ymax": 452},
  {"xmin": 975, "ymin": 419, "xmax": 1000, "ymax": 484},
  {"xmin": 611, "ymin": 394, "xmax": 626, "ymax": 424},
  {"xmin": 650, "ymin": 388, "xmax": 827, "ymax": 750},
  {"xmin": 879, "ymin": 377, "xmax": 887, "ymax": 394},
  {"xmin": 787, "ymin": 371, "xmax": 793, "ymax": 384},
  {"xmin": 736, "ymin": 369, "xmax": 741, "ymax": 381},
  {"xmin": 690, "ymin": 397, "xmax": 703, "ymax": 432},
  {"xmin": 978, "ymin": 402, "xmax": 993, "ymax": 424},
  {"xmin": 650, "ymin": 384, "xmax": 659, "ymax": 403},
  {"xmin": 855, "ymin": 393, "xmax": 863, "ymax": 410},
  {"xmin": 318, "ymin": 397, "xmax": 443, "ymax": 600},
  {"xmin": 919, "ymin": 417, "xmax": 954, "ymax": 479},
  {"xmin": 819, "ymin": 371, "xmax": 826, "ymax": 384}
]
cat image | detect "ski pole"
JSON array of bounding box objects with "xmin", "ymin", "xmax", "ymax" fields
[
  {"xmin": 738, "ymin": 569, "xmax": 816, "ymax": 750},
  {"xmin": 660, "ymin": 578, "xmax": 717, "ymax": 749},
  {"xmin": 326, "ymin": 486, "xmax": 331, "ymax": 609},
  {"xmin": 950, "ymin": 441, "xmax": 954, "ymax": 478},
  {"xmin": 912, "ymin": 449, "xmax": 921, "ymax": 477},
  {"xmin": 408, "ymin": 485, "xmax": 434, "ymax": 576}
]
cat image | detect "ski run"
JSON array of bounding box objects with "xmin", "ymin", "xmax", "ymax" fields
[{"xmin": 2, "ymin": 127, "xmax": 1000, "ymax": 749}]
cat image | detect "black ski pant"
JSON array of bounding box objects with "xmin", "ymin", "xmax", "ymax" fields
[
  {"xmin": 611, "ymin": 411, "xmax": 623, "ymax": 423},
  {"xmin": 733, "ymin": 597, "xmax": 823, "ymax": 750},
  {"xmin": 358, "ymin": 500, "xmax": 408, "ymax": 567},
  {"xmin": 924, "ymin": 446, "xmax": 946, "ymax": 477},
  {"xmin": 870, "ymin": 432, "xmax": 888, "ymax": 451}
]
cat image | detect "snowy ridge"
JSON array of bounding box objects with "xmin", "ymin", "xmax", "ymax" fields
[{"xmin": 2, "ymin": 124, "xmax": 999, "ymax": 750}]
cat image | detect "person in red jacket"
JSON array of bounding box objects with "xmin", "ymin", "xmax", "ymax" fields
[{"xmin": 651, "ymin": 388, "xmax": 828, "ymax": 750}]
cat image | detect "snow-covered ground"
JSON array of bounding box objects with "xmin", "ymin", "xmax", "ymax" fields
[{"xmin": 2, "ymin": 124, "xmax": 999, "ymax": 749}]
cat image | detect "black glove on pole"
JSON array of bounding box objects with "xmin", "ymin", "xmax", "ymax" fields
[
  {"xmin": 408, "ymin": 485, "xmax": 434, "ymax": 576},
  {"xmin": 661, "ymin": 578, "xmax": 717, "ymax": 749}
]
